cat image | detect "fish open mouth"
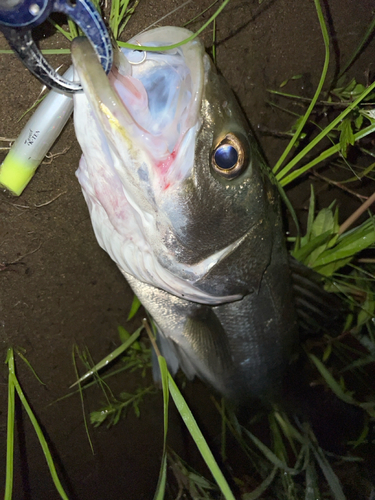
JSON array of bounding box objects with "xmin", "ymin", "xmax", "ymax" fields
[
  {"xmin": 71, "ymin": 28, "xmax": 246, "ymax": 304},
  {"xmin": 71, "ymin": 28, "xmax": 205, "ymax": 191}
]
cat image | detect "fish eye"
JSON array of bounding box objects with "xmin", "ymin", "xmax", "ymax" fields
[{"xmin": 211, "ymin": 133, "xmax": 247, "ymax": 179}]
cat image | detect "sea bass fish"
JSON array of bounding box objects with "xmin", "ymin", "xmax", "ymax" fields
[{"xmin": 71, "ymin": 27, "xmax": 298, "ymax": 404}]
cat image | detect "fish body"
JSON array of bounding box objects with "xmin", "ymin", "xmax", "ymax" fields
[{"xmin": 71, "ymin": 28, "xmax": 298, "ymax": 404}]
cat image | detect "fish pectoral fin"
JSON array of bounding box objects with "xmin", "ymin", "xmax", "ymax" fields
[
  {"xmin": 183, "ymin": 307, "xmax": 233, "ymax": 375},
  {"xmin": 289, "ymin": 256, "xmax": 345, "ymax": 337},
  {"xmin": 152, "ymin": 326, "xmax": 198, "ymax": 382}
]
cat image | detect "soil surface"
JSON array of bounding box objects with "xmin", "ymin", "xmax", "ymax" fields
[{"xmin": 0, "ymin": 1, "xmax": 374, "ymax": 499}]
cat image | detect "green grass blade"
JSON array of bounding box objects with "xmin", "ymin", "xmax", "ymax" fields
[
  {"xmin": 277, "ymin": 181, "xmax": 300, "ymax": 234},
  {"xmin": 242, "ymin": 466, "xmax": 278, "ymax": 500},
  {"xmin": 309, "ymin": 354, "xmax": 358, "ymax": 406},
  {"xmin": 312, "ymin": 219, "xmax": 375, "ymax": 272},
  {"xmin": 310, "ymin": 438, "xmax": 346, "ymax": 500},
  {"xmin": 16, "ymin": 349, "xmax": 46, "ymax": 385},
  {"xmin": 305, "ymin": 461, "xmax": 321, "ymax": 500},
  {"xmin": 273, "ymin": 411, "xmax": 304, "ymax": 451},
  {"xmin": 47, "ymin": 18, "xmax": 74, "ymax": 41},
  {"xmin": 280, "ymin": 122, "xmax": 375, "ymax": 185},
  {"xmin": 350, "ymin": 423, "xmax": 369, "ymax": 448},
  {"xmin": 110, "ymin": 0, "xmax": 121, "ymax": 39},
  {"xmin": 292, "ymin": 231, "xmax": 333, "ymax": 264},
  {"xmin": 7, "ymin": 350, "xmax": 69, "ymax": 500},
  {"xmin": 5, "ymin": 349, "xmax": 15, "ymax": 500},
  {"xmin": 153, "ymin": 356, "xmax": 169, "ymax": 500},
  {"xmin": 67, "ymin": 19, "xmax": 79, "ymax": 39},
  {"xmin": 17, "ymin": 95, "xmax": 46, "ymax": 123},
  {"xmin": 0, "ymin": 49, "xmax": 71, "ymax": 54},
  {"xmin": 277, "ymin": 80, "xmax": 375, "ymax": 183},
  {"xmin": 268, "ymin": 89, "xmax": 315, "ymax": 101},
  {"xmin": 153, "ymin": 454, "xmax": 167, "ymax": 500},
  {"xmin": 143, "ymin": 319, "xmax": 169, "ymax": 500},
  {"xmin": 70, "ymin": 326, "xmax": 143, "ymax": 387},
  {"xmin": 183, "ymin": 0, "xmax": 220, "ymax": 27},
  {"xmin": 212, "ymin": 18, "xmax": 216, "ymax": 64},
  {"xmin": 118, "ymin": 0, "xmax": 231, "ymax": 52},
  {"xmin": 72, "ymin": 346, "xmax": 94, "ymax": 454},
  {"xmin": 117, "ymin": 1, "xmax": 140, "ymax": 39},
  {"xmin": 305, "ymin": 184, "xmax": 315, "ymax": 243},
  {"xmin": 40, "ymin": 49, "xmax": 72, "ymax": 55},
  {"xmin": 340, "ymin": 354, "xmax": 375, "ymax": 372},
  {"xmin": 272, "ymin": 0, "xmax": 330, "ymax": 176},
  {"xmin": 127, "ymin": 295, "xmax": 141, "ymax": 320},
  {"xmin": 338, "ymin": 13, "xmax": 375, "ymax": 78},
  {"xmin": 242, "ymin": 428, "xmax": 299, "ymax": 474},
  {"xmin": 167, "ymin": 373, "xmax": 236, "ymax": 500},
  {"xmin": 50, "ymin": 359, "xmax": 151, "ymax": 406}
]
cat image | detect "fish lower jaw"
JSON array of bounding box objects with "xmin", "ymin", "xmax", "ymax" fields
[
  {"xmin": 118, "ymin": 263, "xmax": 242, "ymax": 305},
  {"xmin": 118, "ymin": 237, "xmax": 249, "ymax": 305}
]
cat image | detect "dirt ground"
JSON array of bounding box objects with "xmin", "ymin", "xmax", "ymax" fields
[{"xmin": 0, "ymin": 0, "xmax": 374, "ymax": 498}]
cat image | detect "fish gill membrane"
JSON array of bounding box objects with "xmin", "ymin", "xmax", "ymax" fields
[{"xmin": 71, "ymin": 27, "xmax": 331, "ymax": 406}]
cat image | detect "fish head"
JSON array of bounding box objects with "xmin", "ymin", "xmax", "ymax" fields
[{"xmin": 72, "ymin": 27, "xmax": 280, "ymax": 305}]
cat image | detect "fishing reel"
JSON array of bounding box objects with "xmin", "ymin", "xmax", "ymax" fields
[{"xmin": 0, "ymin": 0, "xmax": 113, "ymax": 94}]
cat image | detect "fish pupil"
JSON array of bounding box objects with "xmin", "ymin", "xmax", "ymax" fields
[{"xmin": 214, "ymin": 144, "xmax": 238, "ymax": 170}]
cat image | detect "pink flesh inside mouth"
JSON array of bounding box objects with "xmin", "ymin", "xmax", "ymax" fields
[
  {"xmin": 108, "ymin": 67, "xmax": 183, "ymax": 189},
  {"xmin": 102, "ymin": 38, "xmax": 204, "ymax": 190}
]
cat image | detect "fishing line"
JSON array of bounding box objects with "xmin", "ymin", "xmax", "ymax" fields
[{"xmin": 138, "ymin": 0, "xmax": 193, "ymax": 35}]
